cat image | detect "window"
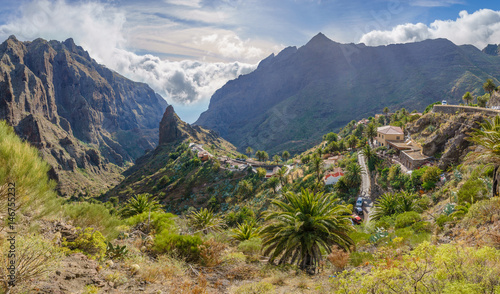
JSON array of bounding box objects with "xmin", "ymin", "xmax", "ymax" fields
[{"xmin": 396, "ymin": 136, "xmax": 400, "ymax": 140}]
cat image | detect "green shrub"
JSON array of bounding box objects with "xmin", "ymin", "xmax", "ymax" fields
[
  {"xmin": 238, "ymin": 238, "xmax": 262, "ymax": 256},
  {"xmin": 233, "ymin": 281, "xmax": 275, "ymax": 294},
  {"xmin": 349, "ymin": 251, "xmax": 374, "ymax": 267},
  {"xmin": 457, "ymin": 178, "xmax": 488, "ymax": 204},
  {"xmin": 154, "ymin": 231, "xmax": 202, "ymax": 262},
  {"xmin": 436, "ymin": 214, "xmax": 452, "ymax": 228},
  {"xmin": 125, "ymin": 211, "xmax": 176, "ymax": 233},
  {"xmin": 0, "ymin": 121, "xmax": 59, "ymax": 219},
  {"xmin": 120, "ymin": 193, "xmax": 164, "ymax": 218},
  {"xmin": 158, "ymin": 175, "xmax": 170, "ymax": 187},
  {"xmin": 226, "ymin": 207, "xmax": 256, "ymax": 227},
  {"xmin": 63, "ymin": 202, "xmax": 122, "ymax": 239},
  {"xmin": 412, "ymin": 221, "xmax": 432, "ymax": 233},
  {"xmin": 63, "ymin": 227, "xmax": 107, "ymax": 261},
  {"xmin": 395, "ymin": 211, "xmax": 422, "ymax": 229}
]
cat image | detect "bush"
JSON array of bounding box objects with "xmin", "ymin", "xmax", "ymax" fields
[
  {"xmin": 436, "ymin": 214, "xmax": 452, "ymax": 228},
  {"xmin": 125, "ymin": 211, "xmax": 176, "ymax": 234},
  {"xmin": 395, "ymin": 211, "xmax": 422, "ymax": 229},
  {"xmin": 158, "ymin": 175, "xmax": 170, "ymax": 187},
  {"xmin": 154, "ymin": 231, "xmax": 202, "ymax": 262},
  {"xmin": 412, "ymin": 221, "xmax": 433, "ymax": 233},
  {"xmin": 0, "ymin": 235, "xmax": 63, "ymax": 292},
  {"xmin": 238, "ymin": 238, "xmax": 262, "ymax": 257},
  {"xmin": 349, "ymin": 251, "xmax": 374, "ymax": 267},
  {"xmin": 62, "ymin": 227, "xmax": 107, "ymax": 261},
  {"xmin": 457, "ymin": 178, "xmax": 488, "ymax": 204},
  {"xmin": 226, "ymin": 206, "xmax": 256, "ymax": 227},
  {"xmin": 198, "ymin": 239, "xmax": 227, "ymax": 267},
  {"xmin": 63, "ymin": 202, "xmax": 122, "ymax": 239}
]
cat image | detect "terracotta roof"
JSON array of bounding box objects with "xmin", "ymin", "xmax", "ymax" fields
[{"xmin": 377, "ymin": 125, "xmax": 404, "ymax": 135}]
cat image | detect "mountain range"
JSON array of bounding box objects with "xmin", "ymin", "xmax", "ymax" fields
[
  {"xmin": 195, "ymin": 33, "xmax": 500, "ymax": 154},
  {"xmin": 0, "ymin": 36, "xmax": 167, "ymax": 196}
]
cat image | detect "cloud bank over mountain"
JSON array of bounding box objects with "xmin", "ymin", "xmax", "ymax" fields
[
  {"xmin": 0, "ymin": 0, "xmax": 256, "ymax": 121},
  {"xmin": 360, "ymin": 9, "xmax": 500, "ymax": 49}
]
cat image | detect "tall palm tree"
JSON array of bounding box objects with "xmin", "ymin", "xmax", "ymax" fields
[
  {"xmin": 273, "ymin": 155, "xmax": 281, "ymax": 164},
  {"xmin": 365, "ymin": 123, "xmax": 377, "ymax": 145},
  {"xmin": 462, "ymin": 92, "xmax": 473, "ymax": 105},
  {"xmin": 312, "ymin": 155, "xmax": 323, "ymax": 184},
  {"xmin": 246, "ymin": 147, "xmax": 253, "ymax": 158},
  {"xmin": 345, "ymin": 163, "xmax": 362, "ymax": 187},
  {"xmin": 282, "ymin": 151, "xmax": 290, "ymax": 162},
  {"xmin": 468, "ymin": 115, "xmax": 500, "ymax": 197},
  {"xmin": 276, "ymin": 166, "xmax": 288, "ymax": 186},
  {"xmin": 483, "ymin": 79, "xmax": 497, "ymax": 96},
  {"xmin": 261, "ymin": 189, "xmax": 354, "ymax": 274}
]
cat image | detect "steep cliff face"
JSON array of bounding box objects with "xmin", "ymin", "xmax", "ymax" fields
[
  {"xmin": 196, "ymin": 33, "xmax": 500, "ymax": 154},
  {"xmin": 0, "ymin": 36, "xmax": 168, "ymax": 196}
]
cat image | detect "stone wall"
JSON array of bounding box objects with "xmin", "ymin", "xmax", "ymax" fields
[{"xmin": 432, "ymin": 105, "xmax": 500, "ymax": 116}]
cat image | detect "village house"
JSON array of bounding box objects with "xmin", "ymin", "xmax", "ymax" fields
[
  {"xmin": 323, "ymin": 155, "xmax": 342, "ymax": 169},
  {"xmin": 385, "ymin": 140, "xmax": 432, "ymax": 171},
  {"xmin": 324, "ymin": 167, "xmax": 344, "ymax": 185},
  {"xmin": 374, "ymin": 126, "xmax": 404, "ymax": 147},
  {"xmin": 197, "ymin": 151, "xmax": 211, "ymax": 162}
]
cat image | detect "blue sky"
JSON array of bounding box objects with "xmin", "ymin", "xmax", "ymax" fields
[{"xmin": 1, "ymin": 0, "xmax": 500, "ymax": 122}]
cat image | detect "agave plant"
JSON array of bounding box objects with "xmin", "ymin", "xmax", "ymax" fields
[
  {"xmin": 106, "ymin": 241, "xmax": 129, "ymax": 260},
  {"xmin": 231, "ymin": 221, "xmax": 260, "ymax": 241},
  {"xmin": 189, "ymin": 208, "xmax": 225, "ymax": 234},
  {"xmin": 261, "ymin": 189, "xmax": 354, "ymax": 274},
  {"xmin": 120, "ymin": 193, "xmax": 164, "ymax": 218}
]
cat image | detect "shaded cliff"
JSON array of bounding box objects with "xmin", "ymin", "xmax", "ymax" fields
[{"xmin": 0, "ymin": 36, "xmax": 168, "ymax": 196}]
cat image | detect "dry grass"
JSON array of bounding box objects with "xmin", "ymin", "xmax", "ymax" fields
[
  {"xmin": 199, "ymin": 239, "xmax": 228, "ymax": 267},
  {"xmin": 326, "ymin": 246, "xmax": 350, "ymax": 271},
  {"xmin": 138, "ymin": 255, "xmax": 186, "ymax": 284}
]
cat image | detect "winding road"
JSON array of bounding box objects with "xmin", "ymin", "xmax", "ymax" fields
[{"xmin": 357, "ymin": 151, "xmax": 373, "ymax": 224}]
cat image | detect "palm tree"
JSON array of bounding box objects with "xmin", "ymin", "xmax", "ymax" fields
[
  {"xmin": 462, "ymin": 92, "xmax": 473, "ymax": 105},
  {"xmin": 276, "ymin": 166, "xmax": 288, "ymax": 186},
  {"xmin": 282, "ymin": 151, "xmax": 290, "ymax": 162},
  {"xmin": 383, "ymin": 107, "xmax": 389, "ymax": 124},
  {"xmin": 483, "ymin": 79, "xmax": 497, "ymax": 96},
  {"xmin": 188, "ymin": 208, "xmax": 225, "ymax": 234},
  {"xmin": 312, "ymin": 155, "xmax": 323, "ymax": 184},
  {"xmin": 120, "ymin": 193, "xmax": 164, "ymax": 217},
  {"xmin": 261, "ymin": 189, "xmax": 354, "ymax": 274},
  {"xmin": 231, "ymin": 221, "xmax": 260, "ymax": 241},
  {"xmin": 371, "ymin": 192, "xmax": 399, "ymax": 220},
  {"xmin": 468, "ymin": 115, "xmax": 500, "ymax": 197},
  {"xmin": 347, "ymin": 135, "xmax": 358, "ymax": 150},
  {"xmin": 267, "ymin": 177, "xmax": 280, "ymax": 193},
  {"xmin": 246, "ymin": 147, "xmax": 253, "ymax": 158},
  {"xmin": 365, "ymin": 123, "xmax": 377, "ymax": 145},
  {"xmin": 345, "ymin": 163, "xmax": 361, "ymax": 187},
  {"xmin": 273, "ymin": 154, "xmax": 281, "ymax": 164}
]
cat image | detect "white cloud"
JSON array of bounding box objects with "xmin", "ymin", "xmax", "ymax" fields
[
  {"xmin": 360, "ymin": 9, "xmax": 500, "ymax": 49},
  {"xmin": 199, "ymin": 33, "xmax": 264, "ymax": 60},
  {"xmin": 0, "ymin": 0, "xmax": 258, "ymax": 120}
]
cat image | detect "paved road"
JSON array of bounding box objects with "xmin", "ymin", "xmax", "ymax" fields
[{"xmin": 357, "ymin": 151, "xmax": 373, "ymax": 224}]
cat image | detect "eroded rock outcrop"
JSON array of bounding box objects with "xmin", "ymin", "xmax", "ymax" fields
[{"xmin": 0, "ymin": 36, "xmax": 168, "ymax": 196}]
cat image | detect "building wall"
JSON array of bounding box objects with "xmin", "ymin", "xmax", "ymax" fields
[{"xmin": 375, "ymin": 132, "xmax": 403, "ymax": 147}]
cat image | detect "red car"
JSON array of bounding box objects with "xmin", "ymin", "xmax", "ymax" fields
[{"xmin": 352, "ymin": 215, "xmax": 362, "ymax": 225}]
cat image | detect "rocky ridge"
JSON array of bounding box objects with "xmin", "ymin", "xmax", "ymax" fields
[{"xmin": 0, "ymin": 36, "xmax": 168, "ymax": 196}]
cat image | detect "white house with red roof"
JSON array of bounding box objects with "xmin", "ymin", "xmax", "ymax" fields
[{"xmin": 323, "ymin": 167, "xmax": 344, "ymax": 185}]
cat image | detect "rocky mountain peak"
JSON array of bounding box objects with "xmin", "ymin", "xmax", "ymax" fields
[
  {"xmin": 159, "ymin": 105, "xmax": 187, "ymax": 145},
  {"xmin": 483, "ymin": 44, "xmax": 500, "ymax": 56}
]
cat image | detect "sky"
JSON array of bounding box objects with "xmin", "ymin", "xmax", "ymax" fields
[{"xmin": 0, "ymin": 0, "xmax": 500, "ymax": 122}]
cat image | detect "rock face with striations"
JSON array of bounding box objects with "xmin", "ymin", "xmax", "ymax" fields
[
  {"xmin": 159, "ymin": 105, "xmax": 220, "ymax": 145},
  {"xmin": 196, "ymin": 33, "xmax": 500, "ymax": 154},
  {"xmin": 0, "ymin": 35, "xmax": 168, "ymax": 196}
]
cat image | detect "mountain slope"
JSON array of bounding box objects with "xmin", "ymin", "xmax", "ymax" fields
[
  {"xmin": 0, "ymin": 36, "xmax": 168, "ymax": 196},
  {"xmin": 196, "ymin": 33, "xmax": 500, "ymax": 154}
]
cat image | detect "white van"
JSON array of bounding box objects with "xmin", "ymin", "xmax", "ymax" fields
[{"xmin": 441, "ymin": 100, "xmax": 447, "ymax": 105}]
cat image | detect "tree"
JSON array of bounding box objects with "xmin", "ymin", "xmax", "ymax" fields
[
  {"xmin": 383, "ymin": 107, "xmax": 389, "ymax": 117},
  {"xmin": 347, "ymin": 135, "xmax": 358, "ymax": 150},
  {"xmin": 468, "ymin": 116, "xmax": 500, "ymax": 197},
  {"xmin": 261, "ymin": 189, "xmax": 354, "ymax": 274},
  {"xmin": 273, "ymin": 154, "xmax": 281, "ymax": 164},
  {"xmin": 462, "ymin": 92, "xmax": 473, "ymax": 105},
  {"xmin": 312, "ymin": 155, "xmax": 323, "ymax": 184},
  {"xmin": 301, "ymin": 155, "xmax": 311, "ymax": 164},
  {"xmin": 345, "ymin": 163, "xmax": 362, "ymax": 188},
  {"xmin": 282, "ymin": 150, "xmax": 290, "ymax": 162},
  {"xmin": 256, "ymin": 150, "xmax": 269, "ymax": 162},
  {"xmin": 371, "ymin": 191, "xmax": 417, "ymax": 220},
  {"xmin": 267, "ymin": 177, "xmax": 280, "ymax": 193},
  {"xmin": 237, "ymin": 180, "xmax": 253, "ymax": 198},
  {"xmin": 120, "ymin": 193, "xmax": 164, "ymax": 217},
  {"xmin": 477, "ymin": 93, "xmax": 490, "ymax": 108},
  {"xmin": 246, "ymin": 147, "xmax": 253, "ymax": 157},
  {"xmin": 483, "ymin": 79, "xmax": 496, "ymax": 96},
  {"xmin": 323, "ymin": 132, "xmax": 338, "ymax": 143},
  {"xmin": 256, "ymin": 167, "xmax": 266, "ymax": 178},
  {"xmin": 276, "ymin": 166, "xmax": 288, "ymax": 186},
  {"xmin": 364, "ymin": 123, "xmax": 377, "ymax": 145}
]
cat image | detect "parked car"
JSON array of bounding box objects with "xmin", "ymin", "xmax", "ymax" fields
[
  {"xmin": 356, "ymin": 197, "xmax": 364, "ymax": 208},
  {"xmin": 355, "ymin": 207, "xmax": 364, "ymax": 216},
  {"xmin": 441, "ymin": 100, "xmax": 447, "ymax": 105},
  {"xmin": 351, "ymin": 215, "xmax": 362, "ymax": 225}
]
